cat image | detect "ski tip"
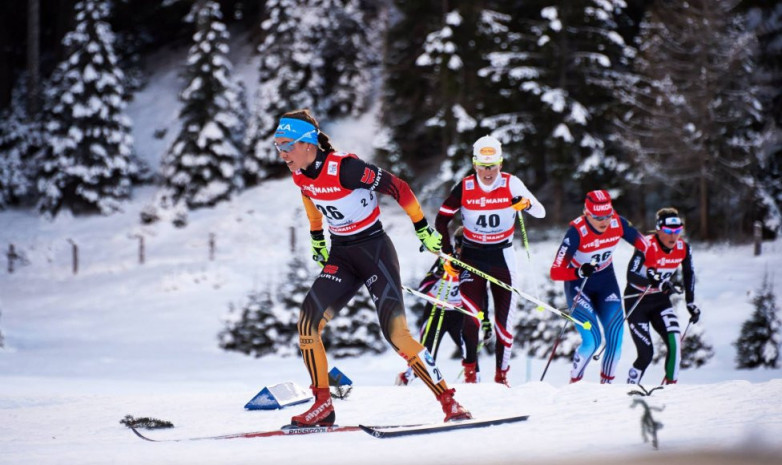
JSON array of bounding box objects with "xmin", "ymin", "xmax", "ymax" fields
[
  {"xmin": 128, "ymin": 426, "xmax": 157, "ymax": 442},
  {"xmin": 358, "ymin": 424, "xmax": 382, "ymax": 438},
  {"xmin": 360, "ymin": 414, "xmax": 530, "ymax": 439}
]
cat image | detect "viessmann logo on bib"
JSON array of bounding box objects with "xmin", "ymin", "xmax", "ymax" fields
[
  {"xmin": 302, "ymin": 184, "xmax": 340, "ymax": 195},
  {"xmin": 465, "ymin": 197, "xmax": 508, "ymax": 207}
]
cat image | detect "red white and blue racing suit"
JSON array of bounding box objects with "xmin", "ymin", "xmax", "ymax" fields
[{"xmin": 550, "ymin": 214, "xmax": 648, "ymax": 383}]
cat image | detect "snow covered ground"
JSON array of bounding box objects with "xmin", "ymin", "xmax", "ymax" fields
[
  {"xmin": 1, "ymin": 175, "xmax": 781, "ymax": 465},
  {"xmin": 2, "ymin": 27, "xmax": 781, "ymax": 465}
]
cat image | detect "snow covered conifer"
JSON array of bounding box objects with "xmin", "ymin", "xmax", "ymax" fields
[
  {"xmin": 244, "ymin": 0, "xmax": 323, "ymax": 182},
  {"xmin": 678, "ymin": 326, "xmax": 715, "ymax": 369},
  {"xmin": 277, "ymin": 254, "xmax": 314, "ymax": 319},
  {"xmin": 0, "ymin": 77, "xmax": 40, "ymax": 209},
  {"xmin": 655, "ymin": 324, "xmax": 715, "ymax": 370},
  {"xmin": 36, "ymin": 0, "xmax": 136, "ymax": 217},
  {"xmin": 322, "ymin": 289, "xmax": 387, "ymax": 358},
  {"xmin": 479, "ymin": 2, "xmax": 636, "ymax": 219},
  {"xmin": 514, "ymin": 281, "xmax": 578, "ymax": 359},
  {"xmin": 313, "ymin": 0, "xmax": 376, "ymax": 118},
  {"xmin": 735, "ymin": 273, "xmax": 781, "ymax": 368},
  {"xmin": 159, "ymin": 1, "xmax": 244, "ymax": 210},
  {"xmin": 244, "ymin": 0, "xmax": 375, "ymax": 183},
  {"xmin": 219, "ymin": 286, "xmax": 298, "ymax": 357}
]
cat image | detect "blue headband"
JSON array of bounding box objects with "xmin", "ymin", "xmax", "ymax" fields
[{"xmin": 275, "ymin": 118, "xmax": 319, "ymax": 145}]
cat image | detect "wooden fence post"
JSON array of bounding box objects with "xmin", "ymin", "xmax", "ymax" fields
[
  {"xmin": 67, "ymin": 239, "xmax": 78, "ymax": 275},
  {"xmin": 290, "ymin": 226, "xmax": 296, "ymax": 253},
  {"xmin": 137, "ymin": 235, "xmax": 145, "ymax": 264},
  {"xmin": 754, "ymin": 221, "xmax": 762, "ymax": 256},
  {"xmin": 7, "ymin": 244, "xmax": 17, "ymax": 273}
]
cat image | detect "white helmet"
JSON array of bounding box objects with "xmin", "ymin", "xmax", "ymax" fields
[{"xmin": 472, "ymin": 135, "xmax": 502, "ymax": 165}]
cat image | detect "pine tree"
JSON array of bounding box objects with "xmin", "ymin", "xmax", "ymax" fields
[
  {"xmin": 481, "ymin": 1, "xmax": 637, "ymax": 222},
  {"xmin": 312, "ymin": 0, "xmax": 376, "ymax": 119},
  {"xmin": 745, "ymin": 3, "xmax": 782, "ymax": 238},
  {"xmin": 678, "ymin": 326, "xmax": 715, "ymax": 369},
  {"xmin": 322, "ymin": 288, "xmax": 388, "ymax": 358},
  {"xmin": 617, "ymin": 2, "xmax": 764, "ymax": 239},
  {"xmin": 377, "ymin": 1, "xmax": 442, "ymax": 180},
  {"xmin": 411, "ymin": 5, "xmax": 486, "ymax": 176},
  {"xmin": 36, "ymin": 0, "xmax": 137, "ymax": 217},
  {"xmin": 514, "ymin": 280, "xmax": 578, "ymax": 359},
  {"xmin": 244, "ymin": 0, "xmax": 376, "ymax": 184},
  {"xmin": 277, "ymin": 254, "xmax": 315, "ymax": 318},
  {"xmin": 159, "ymin": 1, "xmax": 244, "ymax": 211},
  {"xmin": 654, "ymin": 322, "xmax": 715, "ymax": 370},
  {"xmin": 219, "ymin": 286, "xmax": 299, "ymax": 357},
  {"xmin": 735, "ymin": 273, "xmax": 781, "ymax": 368},
  {"xmin": 0, "ymin": 77, "xmax": 39, "ymax": 209},
  {"xmin": 244, "ymin": 0, "xmax": 325, "ymax": 183}
]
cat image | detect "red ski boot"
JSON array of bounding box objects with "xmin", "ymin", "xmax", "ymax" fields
[
  {"xmin": 495, "ymin": 366, "xmax": 510, "ymax": 387},
  {"xmin": 437, "ymin": 388, "xmax": 472, "ymax": 422},
  {"xmin": 462, "ymin": 361, "xmax": 478, "ymax": 383},
  {"xmin": 290, "ymin": 386, "xmax": 335, "ymax": 427}
]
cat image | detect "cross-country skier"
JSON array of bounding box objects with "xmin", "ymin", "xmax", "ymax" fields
[
  {"xmin": 624, "ymin": 207, "xmax": 700, "ymax": 384},
  {"xmin": 397, "ymin": 227, "xmax": 467, "ymax": 386},
  {"xmin": 275, "ymin": 109, "xmax": 471, "ymax": 426},
  {"xmin": 549, "ymin": 190, "xmax": 649, "ymax": 383},
  {"xmin": 435, "ymin": 135, "xmax": 545, "ymax": 387}
]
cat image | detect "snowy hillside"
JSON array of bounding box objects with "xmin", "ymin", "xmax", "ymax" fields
[
  {"xmin": 1, "ymin": 29, "xmax": 781, "ymax": 465},
  {"xmin": 1, "ymin": 175, "xmax": 782, "ymax": 465}
]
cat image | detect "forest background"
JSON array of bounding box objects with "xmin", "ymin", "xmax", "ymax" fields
[{"xmin": 0, "ymin": 0, "xmax": 781, "ymax": 241}]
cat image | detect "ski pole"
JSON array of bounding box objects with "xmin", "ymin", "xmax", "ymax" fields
[
  {"xmin": 438, "ymin": 251, "xmax": 592, "ymax": 330},
  {"xmin": 429, "ymin": 276, "xmax": 455, "ymax": 359},
  {"xmin": 540, "ymin": 274, "xmax": 591, "ymax": 382},
  {"xmin": 402, "ymin": 285, "xmax": 480, "ymax": 320},
  {"xmin": 515, "ymin": 200, "xmax": 544, "ymax": 310},
  {"xmin": 593, "ymin": 285, "xmax": 652, "ymax": 361},
  {"xmin": 420, "ymin": 277, "xmax": 449, "ymax": 347}
]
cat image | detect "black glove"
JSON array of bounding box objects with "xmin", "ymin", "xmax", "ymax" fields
[
  {"xmin": 687, "ymin": 303, "xmax": 701, "ymax": 324},
  {"xmin": 660, "ymin": 279, "xmax": 675, "ymax": 295},
  {"xmin": 481, "ymin": 319, "xmax": 493, "ymax": 342},
  {"xmin": 646, "ymin": 268, "xmax": 662, "ymax": 287},
  {"xmin": 578, "ymin": 262, "xmax": 596, "ymax": 278}
]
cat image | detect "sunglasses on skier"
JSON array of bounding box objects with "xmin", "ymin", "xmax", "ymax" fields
[
  {"xmin": 273, "ymin": 130, "xmax": 317, "ymax": 153},
  {"xmin": 660, "ymin": 225, "xmax": 683, "ymax": 235},
  {"xmin": 590, "ymin": 213, "xmax": 612, "ymax": 221}
]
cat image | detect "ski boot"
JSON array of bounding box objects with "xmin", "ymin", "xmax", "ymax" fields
[
  {"xmin": 437, "ymin": 388, "xmax": 472, "ymax": 422},
  {"xmin": 462, "ymin": 361, "xmax": 478, "ymax": 383},
  {"xmin": 290, "ymin": 386, "xmax": 335, "ymax": 427},
  {"xmin": 495, "ymin": 366, "xmax": 510, "ymax": 387}
]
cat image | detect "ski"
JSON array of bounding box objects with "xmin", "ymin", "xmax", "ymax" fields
[
  {"xmin": 359, "ymin": 414, "xmax": 529, "ymax": 439},
  {"xmin": 129, "ymin": 424, "xmax": 363, "ymax": 442}
]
